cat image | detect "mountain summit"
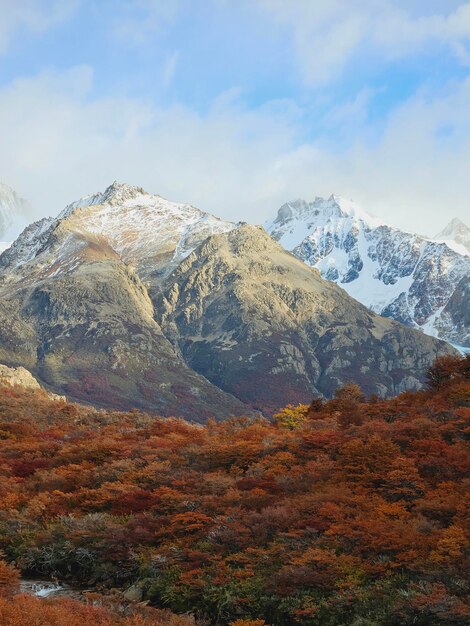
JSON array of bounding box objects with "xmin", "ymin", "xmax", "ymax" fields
[
  {"xmin": 435, "ymin": 217, "xmax": 470, "ymax": 255},
  {"xmin": 53, "ymin": 181, "xmax": 236, "ymax": 278},
  {"xmin": 265, "ymin": 195, "xmax": 470, "ymax": 348}
]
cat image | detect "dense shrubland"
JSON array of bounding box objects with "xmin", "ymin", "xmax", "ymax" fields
[{"xmin": 0, "ymin": 355, "xmax": 468, "ymax": 625}]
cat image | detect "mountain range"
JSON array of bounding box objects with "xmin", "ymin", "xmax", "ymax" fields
[
  {"xmin": 265, "ymin": 195, "xmax": 470, "ymax": 349},
  {"xmin": 0, "ymin": 182, "xmax": 464, "ymax": 418}
]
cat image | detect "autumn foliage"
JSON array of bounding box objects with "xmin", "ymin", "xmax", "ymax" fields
[
  {"xmin": 0, "ymin": 591, "xmax": 195, "ymax": 625},
  {"xmin": 0, "ymin": 355, "xmax": 468, "ymax": 625}
]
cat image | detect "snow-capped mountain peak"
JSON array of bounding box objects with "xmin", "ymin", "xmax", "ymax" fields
[
  {"xmin": 265, "ymin": 194, "xmax": 384, "ymax": 250},
  {"xmin": 434, "ymin": 217, "xmax": 470, "ymax": 255},
  {"xmin": 265, "ymin": 194, "xmax": 470, "ymax": 348},
  {"xmin": 327, "ymin": 194, "xmax": 384, "ymax": 225},
  {"xmin": 1, "ymin": 182, "xmax": 236, "ymax": 279},
  {"xmin": 59, "ymin": 181, "xmax": 150, "ymax": 218}
]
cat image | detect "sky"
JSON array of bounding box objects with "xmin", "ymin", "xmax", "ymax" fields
[{"xmin": 1, "ymin": 0, "xmax": 470, "ymax": 235}]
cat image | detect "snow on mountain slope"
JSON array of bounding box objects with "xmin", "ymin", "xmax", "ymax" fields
[
  {"xmin": 0, "ymin": 183, "xmax": 30, "ymax": 252},
  {"xmin": 0, "ymin": 182, "xmax": 236, "ymax": 279},
  {"xmin": 265, "ymin": 195, "xmax": 470, "ymax": 347},
  {"xmin": 434, "ymin": 218, "xmax": 470, "ymax": 255},
  {"xmin": 0, "ymin": 182, "xmax": 249, "ymax": 420},
  {"xmin": 65, "ymin": 182, "xmax": 236, "ymax": 277}
]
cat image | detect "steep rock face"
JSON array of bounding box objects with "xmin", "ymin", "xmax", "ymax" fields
[
  {"xmin": 265, "ymin": 196, "xmax": 470, "ymax": 347},
  {"xmin": 0, "ymin": 200, "xmax": 250, "ymax": 420},
  {"xmin": 155, "ymin": 225, "xmax": 456, "ymax": 414},
  {"xmin": 0, "ymin": 183, "xmax": 30, "ymax": 253},
  {"xmin": 435, "ymin": 218, "xmax": 470, "ymax": 255},
  {"xmin": 435, "ymin": 277, "xmax": 470, "ymax": 348}
]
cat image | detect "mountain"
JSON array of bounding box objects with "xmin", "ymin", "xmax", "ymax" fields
[
  {"xmin": 435, "ymin": 276, "xmax": 470, "ymax": 349},
  {"xmin": 0, "ymin": 183, "xmax": 457, "ymax": 417},
  {"xmin": 435, "ymin": 217, "xmax": 470, "ymax": 255},
  {"xmin": 265, "ymin": 195, "xmax": 470, "ymax": 348},
  {"xmin": 0, "ymin": 183, "xmax": 29, "ymax": 253},
  {"xmin": 0, "ymin": 183, "xmax": 246, "ymax": 421},
  {"xmin": 154, "ymin": 224, "xmax": 455, "ymax": 412}
]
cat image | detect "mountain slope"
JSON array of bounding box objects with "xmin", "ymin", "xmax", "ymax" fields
[
  {"xmin": 154, "ymin": 224, "xmax": 455, "ymax": 413},
  {"xmin": 0, "ymin": 191, "xmax": 250, "ymax": 420},
  {"xmin": 58, "ymin": 181, "xmax": 236, "ymax": 278},
  {"xmin": 265, "ymin": 195, "xmax": 470, "ymax": 347}
]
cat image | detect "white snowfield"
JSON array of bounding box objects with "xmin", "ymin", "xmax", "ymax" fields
[{"xmin": 265, "ymin": 194, "xmax": 470, "ymax": 347}]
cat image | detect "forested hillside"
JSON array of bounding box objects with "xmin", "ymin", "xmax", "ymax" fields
[{"xmin": 0, "ymin": 356, "xmax": 468, "ymax": 625}]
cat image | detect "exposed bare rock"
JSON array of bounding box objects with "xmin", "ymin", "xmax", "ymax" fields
[
  {"xmin": 154, "ymin": 225, "xmax": 456, "ymax": 413},
  {"xmin": 0, "ymin": 191, "xmax": 250, "ymax": 420},
  {"xmin": 0, "ymin": 363, "xmax": 65, "ymax": 401},
  {"xmin": 0, "ymin": 364, "xmax": 41, "ymax": 390}
]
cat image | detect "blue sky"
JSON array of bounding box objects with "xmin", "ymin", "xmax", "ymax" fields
[{"xmin": 1, "ymin": 0, "xmax": 470, "ymax": 233}]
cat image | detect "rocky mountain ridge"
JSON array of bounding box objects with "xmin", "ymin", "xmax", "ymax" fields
[
  {"xmin": 0, "ymin": 185, "xmax": 248, "ymax": 420},
  {"xmin": 155, "ymin": 224, "xmax": 454, "ymax": 412},
  {"xmin": 0, "ymin": 182, "xmax": 458, "ymax": 417},
  {"xmin": 265, "ymin": 195, "xmax": 470, "ymax": 348}
]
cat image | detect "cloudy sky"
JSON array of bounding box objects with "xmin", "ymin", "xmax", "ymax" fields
[{"xmin": 1, "ymin": 0, "xmax": 470, "ymax": 234}]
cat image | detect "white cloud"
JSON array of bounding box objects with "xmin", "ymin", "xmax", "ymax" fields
[
  {"xmin": 111, "ymin": 0, "xmax": 181, "ymax": 45},
  {"xmin": 254, "ymin": 0, "xmax": 470, "ymax": 85},
  {"xmin": 0, "ymin": 0, "xmax": 78, "ymax": 54},
  {"xmin": 162, "ymin": 51, "xmax": 179, "ymax": 89},
  {"xmin": 0, "ymin": 65, "xmax": 469, "ymax": 235}
]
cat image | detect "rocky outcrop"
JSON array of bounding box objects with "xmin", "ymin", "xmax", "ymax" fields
[
  {"xmin": 0, "ymin": 363, "xmax": 65, "ymax": 401},
  {"xmin": 0, "ymin": 364, "xmax": 41, "ymax": 390},
  {"xmin": 435, "ymin": 277, "xmax": 470, "ymax": 348}
]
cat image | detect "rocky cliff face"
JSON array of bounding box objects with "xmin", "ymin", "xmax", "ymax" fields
[
  {"xmin": 435, "ymin": 276, "xmax": 470, "ymax": 349},
  {"xmin": 265, "ymin": 196, "xmax": 470, "ymax": 347},
  {"xmin": 0, "ymin": 183, "xmax": 458, "ymax": 418},
  {"xmin": 154, "ymin": 225, "xmax": 455, "ymax": 413}
]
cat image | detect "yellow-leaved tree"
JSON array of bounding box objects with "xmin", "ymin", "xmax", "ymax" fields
[{"xmin": 273, "ymin": 403, "xmax": 310, "ymax": 429}]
